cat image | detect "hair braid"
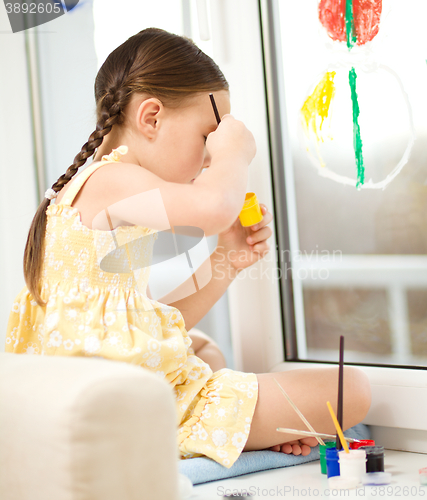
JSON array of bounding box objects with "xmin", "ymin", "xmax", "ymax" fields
[
  {"xmin": 24, "ymin": 86, "xmax": 130, "ymax": 307},
  {"xmin": 51, "ymin": 86, "xmax": 129, "ymax": 196}
]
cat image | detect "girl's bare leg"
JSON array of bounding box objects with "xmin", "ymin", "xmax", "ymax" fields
[{"xmin": 243, "ymin": 366, "xmax": 371, "ymax": 455}]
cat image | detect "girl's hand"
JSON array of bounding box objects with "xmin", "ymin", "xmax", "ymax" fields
[
  {"xmin": 205, "ymin": 115, "xmax": 256, "ymax": 165},
  {"xmin": 216, "ymin": 204, "xmax": 273, "ymax": 272}
]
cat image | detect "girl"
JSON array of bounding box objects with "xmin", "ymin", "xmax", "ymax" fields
[{"xmin": 5, "ymin": 28, "xmax": 370, "ymax": 468}]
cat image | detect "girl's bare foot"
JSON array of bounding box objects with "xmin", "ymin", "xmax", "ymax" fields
[{"xmin": 268, "ymin": 437, "xmax": 318, "ymax": 456}]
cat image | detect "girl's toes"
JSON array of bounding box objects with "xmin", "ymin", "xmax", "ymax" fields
[
  {"xmin": 300, "ymin": 437, "xmax": 318, "ymax": 447},
  {"xmin": 275, "ymin": 439, "xmax": 315, "ymax": 455},
  {"xmin": 291, "ymin": 444, "xmax": 302, "ymax": 455},
  {"xmin": 280, "ymin": 443, "xmax": 294, "ymax": 454},
  {"xmin": 300, "ymin": 444, "xmax": 312, "ymax": 456}
]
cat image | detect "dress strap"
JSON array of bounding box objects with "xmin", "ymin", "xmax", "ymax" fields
[{"xmin": 57, "ymin": 145, "xmax": 128, "ymax": 207}]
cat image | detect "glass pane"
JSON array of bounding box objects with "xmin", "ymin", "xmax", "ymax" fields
[{"xmin": 276, "ymin": 0, "xmax": 427, "ymax": 366}]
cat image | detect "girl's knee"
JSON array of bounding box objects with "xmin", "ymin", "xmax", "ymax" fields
[{"xmin": 343, "ymin": 366, "xmax": 371, "ymax": 425}]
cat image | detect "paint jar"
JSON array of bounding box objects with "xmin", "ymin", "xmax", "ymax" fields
[
  {"xmin": 362, "ymin": 472, "xmax": 392, "ymax": 486},
  {"xmin": 328, "ymin": 475, "xmax": 359, "ymax": 490},
  {"xmin": 360, "ymin": 446, "xmax": 384, "ymax": 473},
  {"xmin": 419, "ymin": 468, "xmax": 427, "ymax": 486},
  {"xmin": 238, "ymin": 192, "xmax": 263, "ymax": 227},
  {"xmin": 319, "ymin": 441, "xmax": 336, "ymax": 474},
  {"xmin": 338, "ymin": 449, "xmax": 367, "ymax": 484},
  {"xmin": 326, "ymin": 447, "xmax": 340, "ymax": 478},
  {"xmin": 350, "ymin": 439, "xmax": 375, "ymax": 450}
]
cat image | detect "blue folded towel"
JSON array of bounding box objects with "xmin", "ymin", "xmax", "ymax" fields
[{"xmin": 179, "ymin": 423, "xmax": 370, "ymax": 485}]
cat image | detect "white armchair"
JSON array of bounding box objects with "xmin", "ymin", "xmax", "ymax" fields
[{"xmin": 0, "ymin": 352, "xmax": 180, "ymax": 500}]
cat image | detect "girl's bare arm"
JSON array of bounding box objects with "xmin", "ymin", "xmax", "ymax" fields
[
  {"xmin": 146, "ymin": 247, "xmax": 237, "ymax": 332},
  {"xmin": 92, "ymin": 116, "xmax": 255, "ymax": 237}
]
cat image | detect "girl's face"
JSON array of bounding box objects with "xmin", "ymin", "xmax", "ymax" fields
[{"xmin": 128, "ymin": 90, "xmax": 231, "ymax": 184}]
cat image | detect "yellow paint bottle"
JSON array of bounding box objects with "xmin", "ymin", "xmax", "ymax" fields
[{"xmin": 239, "ymin": 192, "xmax": 263, "ymax": 227}]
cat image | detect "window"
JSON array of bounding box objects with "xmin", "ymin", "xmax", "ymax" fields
[
  {"xmin": 262, "ymin": 0, "xmax": 427, "ymax": 368},
  {"xmin": 252, "ymin": 0, "xmax": 427, "ymax": 449}
]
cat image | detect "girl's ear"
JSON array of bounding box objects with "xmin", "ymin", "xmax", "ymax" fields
[{"xmin": 135, "ymin": 98, "xmax": 163, "ymax": 140}]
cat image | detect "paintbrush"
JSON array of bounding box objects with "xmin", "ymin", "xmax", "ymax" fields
[
  {"xmin": 276, "ymin": 427, "xmax": 360, "ymax": 443},
  {"xmin": 337, "ymin": 335, "xmax": 344, "ymax": 450},
  {"xmin": 327, "ymin": 401, "xmax": 350, "ymax": 453},
  {"xmin": 273, "ymin": 378, "xmax": 325, "ymax": 446},
  {"xmin": 209, "ymin": 93, "xmax": 221, "ymax": 124}
]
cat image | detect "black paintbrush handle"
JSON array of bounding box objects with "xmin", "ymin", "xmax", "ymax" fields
[
  {"xmin": 209, "ymin": 93, "xmax": 221, "ymax": 125},
  {"xmin": 336, "ymin": 335, "xmax": 344, "ymax": 449}
]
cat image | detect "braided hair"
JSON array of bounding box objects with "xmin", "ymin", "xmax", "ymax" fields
[{"xmin": 24, "ymin": 27, "xmax": 229, "ymax": 306}]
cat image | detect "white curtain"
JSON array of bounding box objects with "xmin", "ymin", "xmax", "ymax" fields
[{"xmin": 0, "ymin": 4, "xmax": 38, "ymax": 351}]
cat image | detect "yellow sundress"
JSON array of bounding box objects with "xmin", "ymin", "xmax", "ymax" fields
[{"xmin": 5, "ymin": 145, "xmax": 259, "ymax": 468}]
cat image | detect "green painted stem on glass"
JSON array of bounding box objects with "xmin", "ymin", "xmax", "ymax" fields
[
  {"xmin": 345, "ymin": 0, "xmax": 356, "ymax": 49},
  {"xmin": 349, "ymin": 67, "xmax": 364, "ymax": 188},
  {"xmin": 346, "ymin": 2, "xmax": 363, "ymax": 187}
]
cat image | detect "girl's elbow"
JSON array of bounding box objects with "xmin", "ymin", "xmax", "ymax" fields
[
  {"xmin": 206, "ymin": 196, "xmax": 241, "ymax": 235},
  {"xmin": 203, "ymin": 213, "xmax": 236, "ymax": 236}
]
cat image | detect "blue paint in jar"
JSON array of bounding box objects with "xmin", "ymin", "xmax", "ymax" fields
[{"xmin": 326, "ymin": 447, "xmax": 340, "ymax": 478}]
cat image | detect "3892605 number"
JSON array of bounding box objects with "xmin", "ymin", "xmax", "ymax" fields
[
  {"xmin": 5, "ymin": 2, "xmax": 62, "ymax": 14},
  {"xmin": 371, "ymin": 485, "xmax": 425, "ymax": 496}
]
